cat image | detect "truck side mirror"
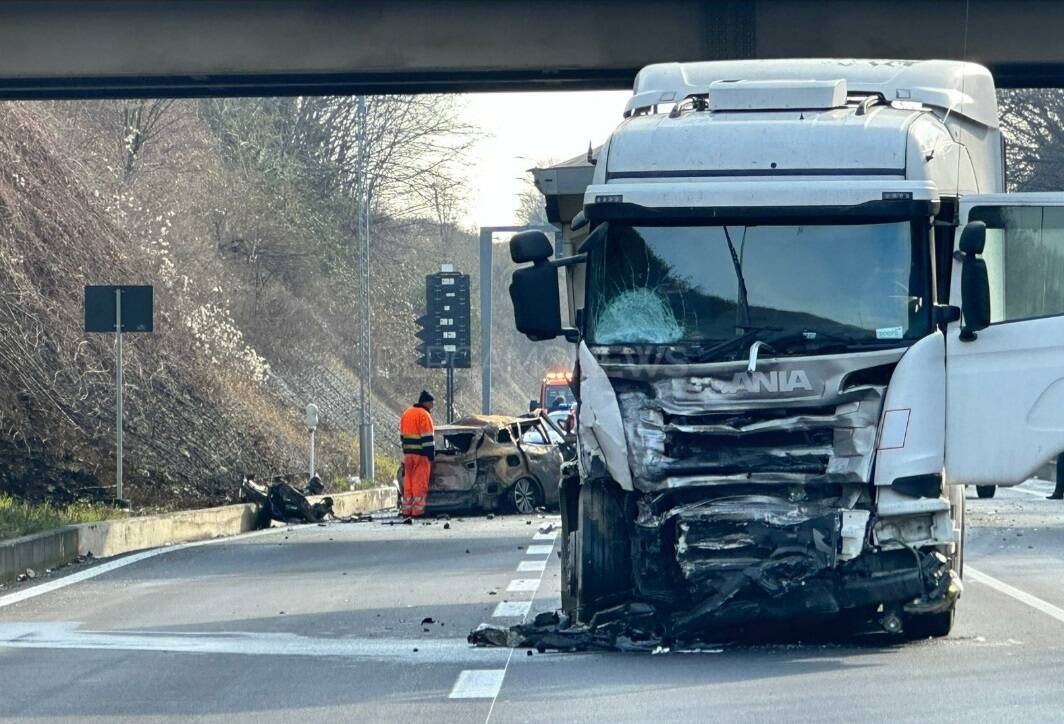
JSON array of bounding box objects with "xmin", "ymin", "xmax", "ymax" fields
[
  {"xmin": 959, "ymin": 221, "xmax": 990, "ymax": 341},
  {"xmin": 510, "ymin": 262, "xmax": 564, "ymax": 340},
  {"xmin": 510, "ymin": 230, "xmax": 553, "ymax": 264},
  {"xmin": 509, "ymin": 230, "xmax": 585, "ymax": 342}
]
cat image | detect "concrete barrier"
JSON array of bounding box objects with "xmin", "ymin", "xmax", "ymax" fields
[
  {"xmin": 0, "ymin": 486, "xmax": 395, "ymax": 583},
  {"xmin": 0, "ymin": 526, "xmax": 79, "ymax": 584},
  {"xmin": 328, "ymin": 486, "xmax": 396, "ymax": 518},
  {"xmin": 76, "ymin": 502, "xmax": 261, "ymax": 558}
]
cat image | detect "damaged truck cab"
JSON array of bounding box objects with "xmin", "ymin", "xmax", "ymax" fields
[{"xmin": 511, "ymin": 59, "xmax": 1064, "ymax": 640}]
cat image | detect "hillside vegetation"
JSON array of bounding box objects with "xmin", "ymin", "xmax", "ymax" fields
[{"xmin": 0, "ymin": 97, "xmax": 570, "ymax": 510}]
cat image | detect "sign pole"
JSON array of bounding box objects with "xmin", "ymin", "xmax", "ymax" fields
[
  {"xmin": 309, "ymin": 429, "xmax": 316, "ymax": 479},
  {"xmin": 115, "ymin": 288, "xmax": 124, "ymax": 503},
  {"xmin": 446, "ymin": 359, "xmax": 455, "ymax": 423}
]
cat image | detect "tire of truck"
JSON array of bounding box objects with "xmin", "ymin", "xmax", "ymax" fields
[
  {"xmin": 574, "ymin": 480, "xmax": 630, "ymax": 624},
  {"xmin": 975, "ymin": 485, "xmax": 996, "ymax": 499},
  {"xmin": 558, "ymin": 478, "xmax": 580, "ymax": 618},
  {"xmin": 906, "ymin": 606, "xmax": 955, "ymax": 639},
  {"xmin": 907, "ymin": 486, "xmax": 965, "ymax": 639}
]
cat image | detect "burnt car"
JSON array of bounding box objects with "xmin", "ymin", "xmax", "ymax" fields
[{"xmin": 398, "ymin": 414, "xmax": 568, "ymax": 514}]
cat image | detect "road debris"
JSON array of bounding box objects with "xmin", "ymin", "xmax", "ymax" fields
[
  {"xmin": 240, "ymin": 476, "xmax": 333, "ymax": 526},
  {"xmin": 469, "ymin": 605, "xmax": 667, "ymax": 652}
]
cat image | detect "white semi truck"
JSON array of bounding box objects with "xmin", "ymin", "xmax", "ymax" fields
[{"xmin": 508, "ymin": 59, "xmax": 1064, "ymax": 639}]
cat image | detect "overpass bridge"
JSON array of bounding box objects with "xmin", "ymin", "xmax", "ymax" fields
[{"xmin": 1, "ymin": 0, "xmax": 1064, "ymax": 99}]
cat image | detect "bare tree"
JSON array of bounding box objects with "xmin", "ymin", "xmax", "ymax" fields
[
  {"xmin": 515, "ymin": 158, "xmax": 556, "ymax": 227},
  {"xmin": 999, "ymin": 89, "xmax": 1064, "ymax": 191}
]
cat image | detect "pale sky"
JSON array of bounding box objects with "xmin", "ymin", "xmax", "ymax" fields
[{"xmin": 459, "ymin": 90, "xmax": 629, "ymax": 228}]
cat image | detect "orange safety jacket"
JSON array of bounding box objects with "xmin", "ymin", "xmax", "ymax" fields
[{"xmin": 399, "ymin": 405, "xmax": 435, "ymax": 460}]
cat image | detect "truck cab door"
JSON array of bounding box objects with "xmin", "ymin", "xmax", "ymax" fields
[{"xmin": 946, "ymin": 194, "xmax": 1064, "ymax": 485}]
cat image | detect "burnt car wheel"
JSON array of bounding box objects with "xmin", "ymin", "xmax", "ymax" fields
[
  {"xmin": 510, "ymin": 477, "xmax": 542, "ymax": 514},
  {"xmin": 575, "ymin": 480, "xmax": 630, "ymax": 623},
  {"xmin": 975, "ymin": 485, "xmax": 996, "ymax": 499}
]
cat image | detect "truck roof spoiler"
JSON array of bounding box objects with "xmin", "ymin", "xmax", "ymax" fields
[{"xmin": 626, "ymin": 59, "xmax": 998, "ymax": 129}]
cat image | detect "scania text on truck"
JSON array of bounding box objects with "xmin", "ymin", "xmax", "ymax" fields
[{"xmin": 509, "ymin": 59, "xmax": 1064, "ymax": 638}]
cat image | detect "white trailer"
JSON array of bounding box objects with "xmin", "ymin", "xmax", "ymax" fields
[{"xmin": 509, "ymin": 59, "xmax": 1064, "ymax": 639}]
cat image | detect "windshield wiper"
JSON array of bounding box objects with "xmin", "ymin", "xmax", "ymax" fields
[
  {"xmin": 722, "ymin": 226, "xmax": 752, "ymax": 334},
  {"xmin": 689, "ymin": 326, "xmax": 780, "ymax": 364},
  {"xmin": 757, "ymin": 328, "xmax": 903, "ymax": 357}
]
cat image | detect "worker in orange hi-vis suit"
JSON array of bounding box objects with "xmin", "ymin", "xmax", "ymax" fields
[{"xmin": 399, "ymin": 390, "xmax": 435, "ymax": 518}]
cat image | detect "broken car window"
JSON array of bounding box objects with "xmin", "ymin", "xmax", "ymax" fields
[
  {"xmin": 520, "ymin": 422, "xmax": 551, "ymax": 446},
  {"xmin": 441, "ymin": 431, "xmax": 476, "ymax": 453}
]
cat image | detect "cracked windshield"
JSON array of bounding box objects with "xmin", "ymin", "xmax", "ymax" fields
[{"xmin": 587, "ymin": 222, "xmax": 931, "ymax": 351}]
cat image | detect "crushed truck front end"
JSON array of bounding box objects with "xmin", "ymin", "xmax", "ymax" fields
[{"xmin": 520, "ymin": 59, "xmax": 1003, "ymax": 640}]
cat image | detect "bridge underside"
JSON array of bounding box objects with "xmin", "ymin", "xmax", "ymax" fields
[{"xmin": 1, "ymin": 0, "xmax": 1063, "ymax": 98}]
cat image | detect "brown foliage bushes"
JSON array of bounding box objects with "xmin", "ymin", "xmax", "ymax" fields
[
  {"xmin": 0, "ymin": 95, "xmax": 573, "ymax": 510},
  {"xmin": 0, "ymin": 103, "xmax": 330, "ymax": 507}
]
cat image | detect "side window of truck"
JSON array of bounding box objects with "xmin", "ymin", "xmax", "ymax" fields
[{"xmin": 969, "ymin": 205, "xmax": 1064, "ymax": 323}]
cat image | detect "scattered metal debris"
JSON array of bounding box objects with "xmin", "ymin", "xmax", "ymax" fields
[{"xmin": 240, "ymin": 476, "xmax": 333, "ymax": 526}]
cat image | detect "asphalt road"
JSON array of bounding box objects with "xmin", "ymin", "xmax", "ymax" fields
[{"xmin": 2, "ymin": 482, "xmax": 1064, "ymax": 723}]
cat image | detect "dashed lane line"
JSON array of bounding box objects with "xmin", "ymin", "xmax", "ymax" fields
[
  {"xmin": 516, "ymin": 560, "xmax": 547, "ymax": 572},
  {"xmin": 532, "ymin": 531, "xmax": 558, "ymax": 541},
  {"xmin": 481, "ymin": 529, "xmax": 557, "ymax": 717},
  {"xmin": 525, "ymin": 544, "xmax": 553, "ymax": 556},
  {"xmin": 449, "ymin": 669, "xmax": 507, "ymax": 699},
  {"xmin": 966, "ymin": 566, "xmax": 1064, "ymax": 626}
]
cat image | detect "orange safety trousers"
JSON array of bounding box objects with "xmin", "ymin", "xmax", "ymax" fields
[{"xmin": 402, "ymin": 454, "xmax": 430, "ymax": 517}]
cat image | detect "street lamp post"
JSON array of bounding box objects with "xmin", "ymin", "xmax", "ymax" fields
[
  {"xmin": 305, "ymin": 402, "xmax": 319, "ymax": 480},
  {"xmin": 356, "ymin": 95, "xmax": 375, "ymax": 484}
]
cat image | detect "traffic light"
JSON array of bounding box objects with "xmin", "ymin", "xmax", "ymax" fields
[{"xmin": 415, "ymin": 270, "xmax": 471, "ymax": 369}]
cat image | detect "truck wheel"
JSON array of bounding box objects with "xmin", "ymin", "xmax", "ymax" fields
[
  {"xmin": 559, "ymin": 479, "xmax": 579, "ymax": 617},
  {"xmin": 575, "ymin": 480, "xmax": 630, "ymax": 623},
  {"xmin": 906, "ymin": 605, "xmax": 955, "ymax": 639},
  {"xmin": 975, "ymin": 485, "xmax": 996, "ymax": 499}
]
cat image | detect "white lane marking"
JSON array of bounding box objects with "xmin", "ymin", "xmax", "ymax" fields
[
  {"xmin": 484, "ymin": 536, "xmax": 557, "ymax": 723},
  {"xmin": 990, "ymin": 478, "xmax": 1054, "ymax": 499},
  {"xmin": 450, "ymin": 669, "xmax": 506, "ymax": 699},
  {"xmin": 506, "ymin": 579, "xmax": 540, "ymax": 592},
  {"xmin": 966, "ymin": 567, "xmax": 1064, "ymax": 625},
  {"xmin": 493, "ymin": 601, "xmax": 532, "ymax": 618},
  {"xmin": 532, "ymin": 531, "xmax": 558, "ymax": 541},
  {"xmin": 1004, "ymin": 485, "xmax": 1046, "ymax": 498},
  {"xmin": 525, "ymin": 545, "xmax": 553, "ymax": 556},
  {"xmin": 0, "ymin": 622, "xmax": 509, "ymax": 664},
  {"xmin": 516, "ymin": 559, "xmax": 546, "ymax": 572},
  {"xmin": 0, "ymin": 527, "xmax": 284, "ymax": 610},
  {"xmin": 1006, "ymin": 485, "xmax": 1048, "ymax": 499}
]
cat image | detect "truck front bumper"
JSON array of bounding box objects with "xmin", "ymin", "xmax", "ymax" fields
[{"xmin": 632, "ymin": 494, "xmax": 960, "ymax": 635}]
